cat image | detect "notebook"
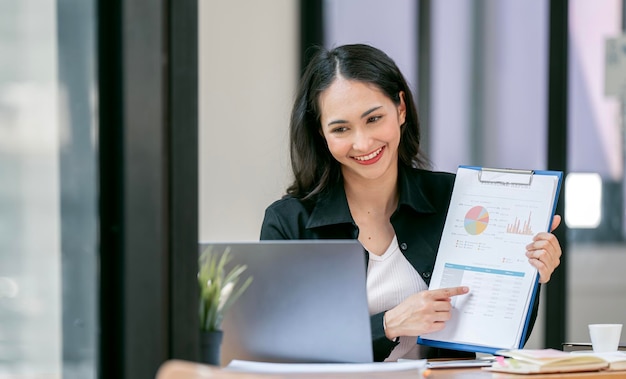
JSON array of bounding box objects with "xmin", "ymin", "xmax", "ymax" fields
[{"xmin": 198, "ymin": 240, "xmax": 373, "ymax": 365}]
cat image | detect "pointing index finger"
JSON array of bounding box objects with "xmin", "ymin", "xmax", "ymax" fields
[{"xmin": 428, "ymin": 286, "xmax": 470, "ymax": 299}]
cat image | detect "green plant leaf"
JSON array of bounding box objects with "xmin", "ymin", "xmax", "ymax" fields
[{"xmin": 198, "ymin": 246, "xmax": 253, "ymax": 332}]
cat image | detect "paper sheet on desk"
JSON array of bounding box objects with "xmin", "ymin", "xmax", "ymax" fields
[{"xmin": 225, "ymin": 359, "xmax": 427, "ymax": 373}]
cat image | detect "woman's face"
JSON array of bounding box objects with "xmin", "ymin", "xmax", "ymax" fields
[{"xmin": 318, "ymin": 77, "xmax": 406, "ymax": 183}]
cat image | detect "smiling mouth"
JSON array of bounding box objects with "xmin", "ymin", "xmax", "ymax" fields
[{"xmin": 353, "ymin": 146, "xmax": 384, "ymax": 162}]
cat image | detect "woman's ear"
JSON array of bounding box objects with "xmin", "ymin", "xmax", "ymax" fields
[{"xmin": 398, "ymin": 91, "xmax": 406, "ymax": 125}]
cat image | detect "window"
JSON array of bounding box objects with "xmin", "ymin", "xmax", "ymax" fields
[{"xmin": 0, "ymin": 1, "xmax": 97, "ymax": 377}]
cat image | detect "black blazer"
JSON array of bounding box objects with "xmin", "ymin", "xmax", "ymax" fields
[{"xmin": 260, "ymin": 165, "xmax": 539, "ymax": 361}]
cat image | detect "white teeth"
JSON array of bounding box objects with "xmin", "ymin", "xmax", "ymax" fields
[{"xmin": 354, "ymin": 147, "xmax": 382, "ymax": 161}]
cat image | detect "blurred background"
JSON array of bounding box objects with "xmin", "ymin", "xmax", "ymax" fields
[{"xmin": 1, "ymin": 0, "xmax": 625, "ymax": 378}]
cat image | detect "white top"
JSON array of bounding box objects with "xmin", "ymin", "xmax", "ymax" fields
[{"xmin": 366, "ymin": 235, "xmax": 429, "ymax": 362}]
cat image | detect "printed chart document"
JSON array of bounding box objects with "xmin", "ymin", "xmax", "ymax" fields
[{"xmin": 418, "ymin": 166, "xmax": 562, "ymax": 354}]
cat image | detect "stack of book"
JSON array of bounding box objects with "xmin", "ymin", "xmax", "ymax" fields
[{"xmin": 483, "ymin": 348, "xmax": 626, "ymax": 374}]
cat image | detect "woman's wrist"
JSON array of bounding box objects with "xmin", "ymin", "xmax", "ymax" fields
[{"xmin": 383, "ymin": 311, "xmax": 400, "ymax": 342}]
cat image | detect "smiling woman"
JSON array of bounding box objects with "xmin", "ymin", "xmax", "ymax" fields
[
  {"xmin": 259, "ymin": 43, "xmax": 563, "ymax": 362},
  {"xmin": 259, "ymin": 43, "xmax": 471, "ymax": 361}
]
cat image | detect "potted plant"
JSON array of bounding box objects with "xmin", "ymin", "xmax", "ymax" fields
[{"xmin": 198, "ymin": 246, "xmax": 253, "ymax": 366}]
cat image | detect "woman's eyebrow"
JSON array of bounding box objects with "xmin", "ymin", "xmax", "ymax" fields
[
  {"xmin": 361, "ymin": 106, "xmax": 382, "ymax": 118},
  {"xmin": 327, "ymin": 119, "xmax": 347, "ymax": 127},
  {"xmin": 326, "ymin": 106, "xmax": 383, "ymax": 127}
]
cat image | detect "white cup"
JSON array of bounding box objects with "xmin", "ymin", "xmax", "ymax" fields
[{"xmin": 589, "ymin": 324, "xmax": 623, "ymax": 353}]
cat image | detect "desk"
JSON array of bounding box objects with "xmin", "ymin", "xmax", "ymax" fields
[{"xmin": 156, "ymin": 360, "xmax": 626, "ymax": 379}]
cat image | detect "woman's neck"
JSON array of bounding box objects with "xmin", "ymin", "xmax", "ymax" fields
[{"xmin": 343, "ymin": 167, "xmax": 399, "ymax": 217}]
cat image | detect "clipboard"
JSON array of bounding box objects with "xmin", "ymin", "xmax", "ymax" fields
[{"xmin": 417, "ymin": 165, "xmax": 563, "ymax": 355}]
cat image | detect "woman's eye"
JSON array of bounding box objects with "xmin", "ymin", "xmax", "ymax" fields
[
  {"xmin": 367, "ymin": 115, "xmax": 382, "ymax": 123},
  {"xmin": 331, "ymin": 126, "xmax": 348, "ymax": 133}
]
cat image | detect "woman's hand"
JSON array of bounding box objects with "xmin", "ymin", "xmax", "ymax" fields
[
  {"xmin": 526, "ymin": 215, "xmax": 562, "ymax": 284},
  {"xmin": 383, "ymin": 286, "xmax": 469, "ymax": 340}
]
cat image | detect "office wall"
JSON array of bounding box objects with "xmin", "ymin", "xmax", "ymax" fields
[{"xmin": 199, "ymin": 0, "xmax": 297, "ymax": 241}]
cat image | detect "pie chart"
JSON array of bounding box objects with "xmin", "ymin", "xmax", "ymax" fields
[{"xmin": 464, "ymin": 206, "xmax": 489, "ymax": 235}]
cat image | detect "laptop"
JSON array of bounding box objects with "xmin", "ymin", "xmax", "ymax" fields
[{"xmin": 199, "ymin": 240, "xmax": 373, "ymax": 365}]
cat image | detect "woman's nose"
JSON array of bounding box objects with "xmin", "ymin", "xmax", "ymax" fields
[{"xmin": 352, "ymin": 129, "xmax": 372, "ymax": 151}]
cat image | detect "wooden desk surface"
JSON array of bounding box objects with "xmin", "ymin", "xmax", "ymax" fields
[{"xmin": 156, "ymin": 360, "xmax": 626, "ymax": 379}]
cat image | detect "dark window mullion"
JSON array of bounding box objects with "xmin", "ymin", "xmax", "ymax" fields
[
  {"xmin": 168, "ymin": 0, "xmax": 199, "ymax": 361},
  {"xmin": 299, "ymin": 0, "xmax": 324, "ymax": 75},
  {"xmin": 545, "ymin": 0, "xmax": 569, "ymax": 350}
]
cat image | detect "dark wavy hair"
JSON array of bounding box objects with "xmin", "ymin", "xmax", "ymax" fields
[{"xmin": 286, "ymin": 44, "xmax": 428, "ymax": 200}]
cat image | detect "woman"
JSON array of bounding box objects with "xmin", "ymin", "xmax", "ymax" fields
[{"xmin": 260, "ymin": 44, "xmax": 562, "ymax": 362}]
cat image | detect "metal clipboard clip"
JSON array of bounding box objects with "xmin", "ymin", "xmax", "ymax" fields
[{"xmin": 478, "ymin": 167, "xmax": 534, "ymax": 186}]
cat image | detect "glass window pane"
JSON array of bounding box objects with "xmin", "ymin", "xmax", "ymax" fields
[
  {"xmin": 431, "ymin": 0, "xmax": 548, "ymax": 172},
  {"xmin": 0, "ymin": 0, "xmax": 97, "ymax": 377},
  {"xmin": 567, "ymin": 0, "xmax": 626, "ymax": 343},
  {"xmin": 324, "ymin": 0, "xmax": 418, "ymax": 100}
]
